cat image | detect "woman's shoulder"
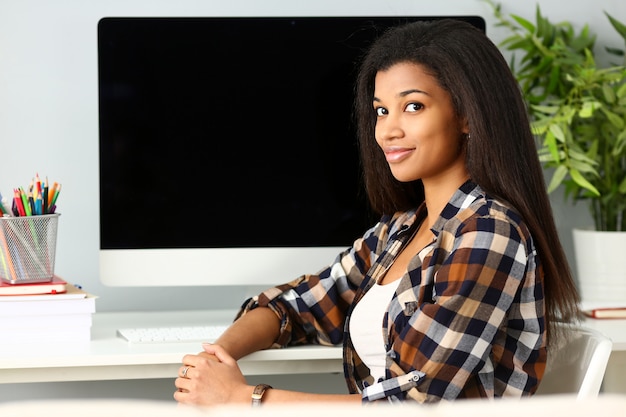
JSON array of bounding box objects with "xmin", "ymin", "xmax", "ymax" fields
[
  {"xmin": 473, "ymin": 192, "xmax": 525, "ymax": 226},
  {"xmin": 439, "ymin": 182, "xmax": 530, "ymax": 238},
  {"xmin": 453, "ymin": 192, "xmax": 534, "ymax": 246}
]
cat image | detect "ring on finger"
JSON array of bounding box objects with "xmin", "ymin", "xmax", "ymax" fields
[{"xmin": 182, "ymin": 366, "xmax": 190, "ymax": 378}]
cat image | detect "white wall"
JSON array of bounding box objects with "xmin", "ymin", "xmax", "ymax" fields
[
  {"xmin": 0, "ymin": 0, "xmax": 624, "ymax": 401},
  {"xmin": 3, "ymin": 0, "xmax": 624, "ymax": 313}
]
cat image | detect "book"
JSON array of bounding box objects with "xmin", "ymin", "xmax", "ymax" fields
[
  {"xmin": 0, "ymin": 283, "xmax": 96, "ymax": 316},
  {"xmin": 0, "ymin": 325, "xmax": 92, "ymax": 344},
  {"xmin": 0, "ymin": 278, "xmax": 87, "ymax": 301},
  {"xmin": 0, "ymin": 279, "xmax": 96, "ymax": 344},
  {"xmin": 0, "ymin": 312, "xmax": 92, "ymax": 330},
  {"xmin": 0, "ymin": 275, "xmax": 69, "ymax": 296},
  {"xmin": 0, "ymin": 295, "xmax": 96, "ymax": 316},
  {"xmin": 583, "ymin": 307, "xmax": 626, "ymax": 319},
  {"xmin": 0, "ymin": 307, "xmax": 94, "ymax": 344}
]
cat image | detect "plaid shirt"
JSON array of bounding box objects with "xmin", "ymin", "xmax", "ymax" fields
[{"xmin": 237, "ymin": 180, "xmax": 546, "ymax": 404}]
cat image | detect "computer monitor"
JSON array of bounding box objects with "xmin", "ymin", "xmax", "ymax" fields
[{"xmin": 97, "ymin": 15, "xmax": 485, "ymax": 286}]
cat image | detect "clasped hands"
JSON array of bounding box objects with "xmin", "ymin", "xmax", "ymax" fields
[{"xmin": 174, "ymin": 343, "xmax": 251, "ymax": 407}]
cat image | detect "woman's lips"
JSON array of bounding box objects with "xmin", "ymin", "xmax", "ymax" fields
[{"xmin": 383, "ymin": 147, "xmax": 414, "ymax": 163}]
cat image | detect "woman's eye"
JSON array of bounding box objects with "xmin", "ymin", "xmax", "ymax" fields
[
  {"xmin": 375, "ymin": 107, "xmax": 387, "ymax": 116},
  {"xmin": 405, "ymin": 103, "xmax": 423, "ymax": 112}
]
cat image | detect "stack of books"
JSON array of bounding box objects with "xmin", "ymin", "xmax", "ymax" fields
[{"xmin": 0, "ymin": 276, "xmax": 96, "ymax": 344}]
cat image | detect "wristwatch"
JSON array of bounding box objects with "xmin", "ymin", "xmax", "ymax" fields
[{"xmin": 251, "ymin": 383, "xmax": 273, "ymax": 407}]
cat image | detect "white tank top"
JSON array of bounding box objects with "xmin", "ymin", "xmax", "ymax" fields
[{"xmin": 349, "ymin": 280, "xmax": 401, "ymax": 382}]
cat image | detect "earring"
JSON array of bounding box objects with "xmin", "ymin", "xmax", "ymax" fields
[{"xmin": 466, "ymin": 132, "xmax": 471, "ymax": 140}]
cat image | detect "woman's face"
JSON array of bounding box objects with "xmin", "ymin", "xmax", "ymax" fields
[{"xmin": 373, "ymin": 62, "xmax": 468, "ymax": 185}]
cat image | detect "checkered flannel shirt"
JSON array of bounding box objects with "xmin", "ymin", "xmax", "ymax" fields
[{"xmin": 237, "ymin": 180, "xmax": 547, "ymax": 404}]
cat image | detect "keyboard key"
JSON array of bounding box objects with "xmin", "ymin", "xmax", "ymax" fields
[{"xmin": 117, "ymin": 325, "xmax": 229, "ymax": 343}]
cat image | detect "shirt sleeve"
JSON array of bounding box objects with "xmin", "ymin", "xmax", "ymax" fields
[
  {"xmin": 379, "ymin": 212, "xmax": 543, "ymax": 403},
  {"xmin": 236, "ymin": 216, "xmax": 392, "ymax": 348}
]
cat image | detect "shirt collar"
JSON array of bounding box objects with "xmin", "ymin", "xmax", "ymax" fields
[
  {"xmin": 431, "ymin": 179, "xmax": 483, "ymax": 236},
  {"xmin": 390, "ymin": 180, "xmax": 483, "ymax": 241}
]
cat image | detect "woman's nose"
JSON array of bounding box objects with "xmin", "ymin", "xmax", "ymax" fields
[{"xmin": 377, "ymin": 117, "xmax": 404, "ymax": 142}]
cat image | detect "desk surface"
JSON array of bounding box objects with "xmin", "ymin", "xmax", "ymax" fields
[
  {"xmin": 0, "ymin": 309, "xmax": 343, "ymax": 384},
  {"xmin": 0, "ymin": 309, "xmax": 623, "ymax": 385}
]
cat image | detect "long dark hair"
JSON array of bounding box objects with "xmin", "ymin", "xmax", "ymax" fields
[{"xmin": 355, "ymin": 19, "xmax": 580, "ymax": 338}]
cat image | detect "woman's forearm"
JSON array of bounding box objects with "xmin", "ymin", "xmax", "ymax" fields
[
  {"xmin": 212, "ymin": 306, "xmax": 281, "ymax": 360},
  {"xmin": 252, "ymin": 386, "xmax": 360, "ymax": 405}
]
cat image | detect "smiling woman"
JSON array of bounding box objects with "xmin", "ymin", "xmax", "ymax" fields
[
  {"xmin": 173, "ymin": 18, "xmax": 580, "ymax": 407},
  {"xmin": 372, "ymin": 62, "xmax": 469, "ymax": 187}
]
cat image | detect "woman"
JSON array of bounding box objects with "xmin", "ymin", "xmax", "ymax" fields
[{"xmin": 173, "ymin": 18, "xmax": 580, "ymax": 406}]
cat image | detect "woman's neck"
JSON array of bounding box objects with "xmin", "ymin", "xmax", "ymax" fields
[{"xmin": 421, "ymin": 174, "xmax": 470, "ymax": 229}]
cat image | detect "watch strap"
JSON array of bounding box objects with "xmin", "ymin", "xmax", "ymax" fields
[{"xmin": 251, "ymin": 383, "xmax": 272, "ymax": 407}]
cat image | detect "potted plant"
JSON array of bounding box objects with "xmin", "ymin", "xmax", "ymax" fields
[{"xmin": 488, "ymin": 1, "xmax": 626, "ymax": 303}]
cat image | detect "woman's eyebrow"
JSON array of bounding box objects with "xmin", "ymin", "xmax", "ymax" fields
[
  {"xmin": 373, "ymin": 89, "xmax": 428, "ymax": 102},
  {"xmin": 399, "ymin": 88, "xmax": 428, "ymax": 97}
]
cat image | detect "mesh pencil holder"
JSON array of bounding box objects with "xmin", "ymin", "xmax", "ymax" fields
[{"xmin": 0, "ymin": 214, "xmax": 60, "ymax": 284}]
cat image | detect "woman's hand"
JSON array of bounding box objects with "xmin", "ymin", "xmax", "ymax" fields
[{"xmin": 173, "ymin": 344, "xmax": 252, "ymax": 407}]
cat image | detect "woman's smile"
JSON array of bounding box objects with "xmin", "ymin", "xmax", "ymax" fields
[{"xmin": 382, "ymin": 146, "xmax": 415, "ymax": 163}]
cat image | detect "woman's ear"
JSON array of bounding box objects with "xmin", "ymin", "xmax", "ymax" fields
[{"xmin": 460, "ymin": 117, "xmax": 470, "ymax": 136}]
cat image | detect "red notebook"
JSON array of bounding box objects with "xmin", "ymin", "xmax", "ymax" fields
[
  {"xmin": 583, "ymin": 307, "xmax": 626, "ymax": 319},
  {"xmin": 0, "ymin": 276, "xmax": 67, "ymax": 296}
]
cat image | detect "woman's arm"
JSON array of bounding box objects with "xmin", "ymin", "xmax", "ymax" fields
[
  {"xmin": 174, "ymin": 340, "xmax": 360, "ymax": 406},
  {"xmin": 212, "ymin": 306, "xmax": 281, "ymax": 360},
  {"xmin": 173, "ymin": 217, "xmax": 393, "ymax": 407}
]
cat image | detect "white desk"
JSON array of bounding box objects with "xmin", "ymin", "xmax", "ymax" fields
[
  {"xmin": 0, "ymin": 310, "xmax": 623, "ymax": 387},
  {"xmin": 0, "ymin": 310, "xmax": 343, "ymax": 384}
]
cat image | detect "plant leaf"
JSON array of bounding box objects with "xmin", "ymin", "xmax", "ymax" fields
[
  {"xmin": 602, "ymin": 107, "xmax": 625, "ymax": 129},
  {"xmin": 568, "ymin": 159, "xmax": 598, "ymax": 175},
  {"xmin": 544, "ymin": 129, "xmax": 561, "ymax": 162},
  {"xmin": 606, "ymin": 11, "xmax": 626, "ymax": 41},
  {"xmin": 602, "ymin": 83, "xmax": 617, "ymax": 104},
  {"xmin": 547, "ymin": 165, "xmax": 568, "ymax": 193},
  {"xmin": 548, "ymin": 123, "xmax": 566, "ymax": 142},
  {"xmin": 578, "ymin": 101, "xmax": 598, "ymax": 118},
  {"xmin": 511, "ymin": 14, "xmax": 536, "ymax": 33},
  {"xmin": 568, "ymin": 148, "xmax": 599, "ymax": 166},
  {"xmin": 569, "ymin": 168, "xmax": 601, "ymax": 196}
]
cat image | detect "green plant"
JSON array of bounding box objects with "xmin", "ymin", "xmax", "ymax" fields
[{"xmin": 488, "ymin": 1, "xmax": 626, "ymax": 231}]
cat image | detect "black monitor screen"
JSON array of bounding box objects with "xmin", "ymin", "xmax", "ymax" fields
[{"xmin": 98, "ymin": 16, "xmax": 485, "ymax": 249}]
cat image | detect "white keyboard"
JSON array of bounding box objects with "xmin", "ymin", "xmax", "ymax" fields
[{"xmin": 117, "ymin": 325, "xmax": 229, "ymax": 343}]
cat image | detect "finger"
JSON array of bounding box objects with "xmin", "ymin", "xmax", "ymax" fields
[
  {"xmin": 173, "ymin": 386, "xmax": 189, "ymax": 402},
  {"xmin": 174, "ymin": 377, "xmax": 190, "ymax": 395},
  {"xmin": 181, "ymin": 354, "xmax": 213, "ymax": 370},
  {"xmin": 202, "ymin": 342, "xmax": 219, "ymax": 354},
  {"xmin": 204, "ymin": 344, "xmax": 236, "ymax": 366},
  {"xmin": 197, "ymin": 350, "xmax": 220, "ymax": 361},
  {"xmin": 179, "ymin": 365, "xmax": 192, "ymax": 378},
  {"xmin": 181, "ymin": 353, "xmax": 201, "ymax": 366}
]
